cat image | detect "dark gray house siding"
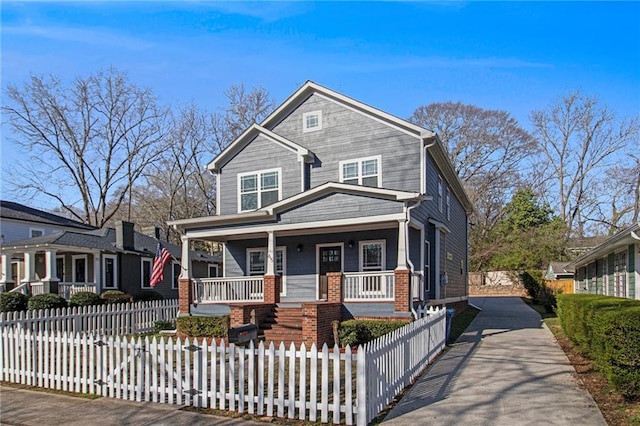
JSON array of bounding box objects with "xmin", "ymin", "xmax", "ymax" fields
[{"xmin": 269, "ymin": 94, "xmax": 422, "ymax": 193}]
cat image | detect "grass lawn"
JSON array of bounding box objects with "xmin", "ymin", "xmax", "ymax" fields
[{"xmin": 522, "ymin": 297, "xmax": 640, "ymax": 426}]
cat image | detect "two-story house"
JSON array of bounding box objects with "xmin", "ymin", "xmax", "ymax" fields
[{"xmin": 169, "ymin": 81, "xmax": 473, "ymax": 347}]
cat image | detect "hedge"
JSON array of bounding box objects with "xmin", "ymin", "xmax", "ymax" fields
[
  {"xmin": 338, "ymin": 319, "xmax": 406, "ymax": 347},
  {"xmin": 557, "ymin": 294, "xmax": 640, "ymax": 399},
  {"xmin": 176, "ymin": 315, "xmax": 229, "ymax": 338},
  {"xmin": 0, "ymin": 292, "xmax": 29, "ymax": 312},
  {"xmin": 69, "ymin": 291, "xmax": 102, "ymax": 307},
  {"xmin": 27, "ymin": 293, "xmax": 68, "ymax": 311}
]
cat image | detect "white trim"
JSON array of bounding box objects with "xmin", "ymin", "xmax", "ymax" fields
[
  {"xmin": 237, "ymin": 167, "xmax": 282, "ymax": 213},
  {"xmin": 316, "ymin": 242, "xmax": 345, "ymax": 300},
  {"xmin": 216, "ymin": 172, "xmax": 221, "ymax": 216},
  {"xmin": 171, "ymin": 261, "xmax": 181, "ymax": 289},
  {"xmin": 141, "ymin": 258, "xmax": 152, "ymax": 289},
  {"xmin": 71, "ymin": 254, "xmax": 88, "ymax": 283},
  {"xmin": 208, "ymin": 263, "xmax": 219, "ymax": 278},
  {"xmin": 359, "ymin": 240, "xmax": 386, "ymax": 271},
  {"xmin": 29, "ymin": 227, "xmax": 45, "ymax": 238},
  {"xmin": 339, "ymin": 155, "xmax": 382, "ymax": 188},
  {"xmin": 302, "ymin": 110, "xmax": 322, "ymax": 133},
  {"xmin": 102, "ymin": 254, "xmax": 118, "ymax": 289},
  {"xmin": 245, "ymin": 246, "xmax": 287, "ymax": 296},
  {"xmin": 446, "ymin": 187, "xmax": 451, "ymax": 221}
]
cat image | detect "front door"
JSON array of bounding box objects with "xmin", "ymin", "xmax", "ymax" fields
[{"xmin": 318, "ymin": 245, "xmax": 342, "ymax": 300}]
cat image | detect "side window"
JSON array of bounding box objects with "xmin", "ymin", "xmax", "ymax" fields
[
  {"xmin": 141, "ymin": 258, "xmax": 152, "ymax": 289},
  {"xmin": 359, "ymin": 240, "xmax": 385, "ymax": 272},
  {"xmin": 239, "ymin": 169, "xmax": 281, "ymax": 212},
  {"xmin": 437, "ymin": 176, "xmax": 443, "ymax": 213},
  {"xmin": 340, "ymin": 156, "xmax": 381, "ymax": 187},
  {"xmin": 446, "ymin": 187, "xmax": 451, "ymax": 220},
  {"xmin": 302, "ymin": 110, "xmax": 322, "ymax": 133}
]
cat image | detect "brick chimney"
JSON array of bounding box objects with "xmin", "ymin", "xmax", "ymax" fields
[{"xmin": 115, "ymin": 221, "xmax": 135, "ymax": 250}]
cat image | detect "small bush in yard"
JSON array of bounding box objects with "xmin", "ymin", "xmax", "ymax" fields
[
  {"xmin": 154, "ymin": 320, "xmax": 175, "ymax": 332},
  {"xmin": 136, "ymin": 291, "xmax": 164, "ymax": 302},
  {"xmin": 338, "ymin": 319, "xmax": 406, "ymax": 347},
  {"xmin": 100, "ymin": 290, "xmax": 133, "ymax": 304},
  {"xmin": 69, "ymin": 291, "xmax": 102, "ymax": 307},
  {"xmin": 0, "ymin": 292, "xmax": 29, "ymax": 312},
  {"xmin": 28, "ymin": 293, "xmax": 67, "ymax": 310},
  {"xmin": 176, "ymin": 315, "xmax": 229, "ymax": 337}
]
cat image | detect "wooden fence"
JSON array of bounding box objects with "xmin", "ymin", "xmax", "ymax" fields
[
  {"xmin": 0, "ymin": 305, "xmax": 446, "ymax": 425},
  {"xmin": 0, "ymin": 300, "xmax": 178, "ymax": 335}
]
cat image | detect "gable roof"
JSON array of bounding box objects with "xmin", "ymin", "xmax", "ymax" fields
[
  {"xmin": 0, "ymin": 200, "xmax": 96, "ymax": 230},
  {"xmin": 168, "ymin": 182, "xmax": 423, "ymax": 231},
  {"xmin": 566, "ymin": 221, "xmax": 640, "ymax": 269},
  {"xmin": 207, "ymin": 124, "xmax": 315, "ymax": 172}
]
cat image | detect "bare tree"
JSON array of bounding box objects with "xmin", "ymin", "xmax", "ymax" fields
[
  {"xmin": 409, "ymin": 102, "xmax": 536, "ymax": 271},
  {"xmin": 530, "ymin": 90, "xmax": 639, "ymax": 237},
  {"xmin": 3, "ymin": 68, "xmax": 167, "ymax": 227}
]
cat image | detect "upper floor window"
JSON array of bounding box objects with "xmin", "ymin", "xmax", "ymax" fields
[
  {"xmin": 446, "ymin": 187, "xmax": 451, "ymax": 220},
  {"xmin": 238, "ymin": 168, "xmax": 281, "ymax": 212},
  {"xmin": 340, "ymin": 156, "xmax": 381, "ymax": 187},
  {"xmin": 302, "ymin": 110, "xmax": 322, "ymax": 133},
  {"xmin": 30, "ymin": 228, "xmax": 44, "ymax": 238},
  {"xmin": 437, "ymin": 176, "xmax": 443, "ymax": 213}
]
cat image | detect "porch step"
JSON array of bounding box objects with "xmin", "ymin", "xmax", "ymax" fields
[{"xmin": 259, "ymin": 305, "xmax": 305, "ymax": 347}]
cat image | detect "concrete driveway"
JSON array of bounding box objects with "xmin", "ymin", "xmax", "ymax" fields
[{"xmin": 382, "ymin": 296, "xmax": 606, "ymax": 425}]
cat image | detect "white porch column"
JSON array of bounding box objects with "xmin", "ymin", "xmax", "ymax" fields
[
  {"xmin": 266, "ymin": 231, "xmax": 276, "ymax": 275},
  {"xmin": 22, "ymin": 251, "xmax": 35, "ymax": 283},
  {"xmin": 396, "ymin": 219, "xmax": 409, "ymax": 270},
  {"xmin": 180, "ymin": 236, "xmax": 191, "ymax": 279},
  {"xmin": 43, "ymin": 249, "xmax": 58, "ymax": 281},
  {"xmin": 93, "ymin": 251, "xmax": 101, "ymax": 294},
  {"xmin": 0, "ymin": 254, "xmax": 12, "ymax": 284}
]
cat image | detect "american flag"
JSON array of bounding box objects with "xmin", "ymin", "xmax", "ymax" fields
[{"xmin": 150, "ymin": 242, "xmax": 171, "ymax": 287}]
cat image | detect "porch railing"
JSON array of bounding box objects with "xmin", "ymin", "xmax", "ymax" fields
[
  {"xmin": 8, "ymin": 283, "xmax": 30, "ymax": 295},
  {"xmin": 192, "ymin": 277, "xmax": 264, "ymax": 303},
  {"xmin": 58, "ymin": 282, "xmax": 98, "ymax": 300},
  {"xmin": 29, "ymin": 282, "xmax": 46, "ymax": 296},
  {"xmin": 343, "ymin": 271, "xmax": 395, "ymax": 301}
]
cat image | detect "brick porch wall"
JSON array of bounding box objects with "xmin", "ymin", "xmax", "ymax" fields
[
  {"xmin": 301, "ymin": 302, "xmax": 342, "ymax": 348},
  {"xmin": 263, "ymin": 275, "xmax": 281, "ymax": 304},
  {"xmin": 229, "ymin": 303, "xmax": 276, "ymax": 327},
  {"xmin": 178, "ymin": 278, "xmax": 191, "ymax": 314},
  {"xmin": 327, "ymin": 272, "xmax": 343, "ymax": 303}
]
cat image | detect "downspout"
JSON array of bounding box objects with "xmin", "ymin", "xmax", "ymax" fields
[{"xmin": 406, "ymin": 197, "xmax": 423, "ymax": 319}]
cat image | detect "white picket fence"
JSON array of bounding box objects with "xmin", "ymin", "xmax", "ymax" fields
[
  {"xmin": 0, "ymin": 299, "xmax": 178, "ymax": 335},
  {"xmin": 0, "ymin": 306, "xmax": 446, "ymax": 425}
]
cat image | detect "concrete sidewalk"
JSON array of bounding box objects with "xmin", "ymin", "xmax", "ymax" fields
[
  {"xmin": 382, "ymin": 296, "xmax": 606, "ymax": 425},
  {"xmin": 0, "ymin": 385, "xmax": 263, "ymax": 426}
]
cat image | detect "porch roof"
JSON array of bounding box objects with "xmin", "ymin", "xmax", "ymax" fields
[{"xmin": 169, "ymin": 182, "xmax": 423, "ymax": 233}]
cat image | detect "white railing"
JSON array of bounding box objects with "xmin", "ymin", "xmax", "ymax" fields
[
  {"xmin": 30, "ymin": 282, "xmax": 46, "ymax": 296},
  {"xmin": 58, "ymin": 282, "xmax": 98, "ymax": 300},
  {"xmin": 411, "ymin": 271, "xmax": 425, "ymax": 300},
  {"xmin": 0, "ymin": 283, "xmax": 5, "ymax": 293},
  {"xmin": 0, "ymin": 300, "xmax": 178, "ymax": 335},
  {"xmin": 193, "ymin": 277, "xmax": 264, "ymax": 303},
  {"xmin": 343, "ymin": 271, "xmax": 395, "ymax": 301},
  {"xmin": 0, "ymin": 305, "xmax": 446, "ymax": 426},
  {"xmin": 8, "ymin": 283, "xmax": 29, "ymax": 295}
]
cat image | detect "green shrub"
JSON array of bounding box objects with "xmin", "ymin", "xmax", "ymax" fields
[
  {"xmin": 99, "ymin": 290, "xmax": 133, "ymax": 304},
  {"xmin": 69, "ymin": 291, "xmax": 102, "ymax": 307},
  {"xmin": 154, "ymin": 320, "xmax": 175, "ymax": 332},
  {"xmin": 557, "ymin": 294, "xmax": 640, "ymax": 400},
  {"xmin": 136, "ymin": 291, "xmax": 164, "ymax": 302},
  {"xmin": 27, "ymin": 293, "xmax": 68, "ymax": 311},
  {"xmin": 176, "ymin": 315, "xmax": 229, "ymax": 337},
  {"xmin": 338, "ymin": 319, "xmax": 406, "ymax": 347},
  {"xmin": 0, "ymin": 292, "xmax": 29, "ymax": 312}
]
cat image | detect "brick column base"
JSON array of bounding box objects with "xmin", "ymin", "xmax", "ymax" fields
[
  {"xmin": 178, "ymin": 278, "xmax": 192, "ymax": 315},
  {"xmin": 263, "ymin": 275, "xmax": 281, "ymax": 304},
  {"xmin": 302, "ymin": 302, "xmax": 342, "ymax": 348},
  {"xmin": 394, "ymin": 269, "xmax": 411, "ymax": 313},
  {"xmin": 326, "ymin": 272, "xmax": 343, "ymax": 303}
]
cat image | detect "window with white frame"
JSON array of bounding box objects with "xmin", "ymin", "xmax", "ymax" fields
[
  {"xmin": 141, "ymin": 258, "xmax": 152, "ymax": 289},
  {"xmin": 340, "ymin": 156, "xmax": 381, "ymax": 187},
  {"xmin": 359, "ymin": 240, "xmax": 385, "ymax": 271},
  {"xmin": 446, "ymin": 187, "xmax": 451, "ymax": 220},
  {"xmin": 102, "ymin": 254, "xmax": 117, "ymax": 289},
  {"xmin": 437, "ymin": 176, "xmax": 443, "ymax": 213},
  {"xmin": 29, "ymin": 228, "xmax": 44, "ymax": 238},
  {"xmin": 172, "ymin": 261, "xmax": 181, "ymax": 289},
  {"xmin": 208, "ymin": 264, "xmax": 219, "ymax": 278},
  {"xmin": 56, "ymin": 255, "xmax": 65, "ymax": 282},
  {"xmin": 72, "ymin": 255, "xmax": 88, "ymax": 283},
  {"xmin": 246, "ymin": 247, "xmax": 286, "ymax": 294},
  {"xmin": 302, "ymin": 110, "xmax": 322, "ymax": 133},
  {"xmin": 238, "ymin": 168, "xmax": 281, "ymax": 212},
  {"xmin": 614, "ymin": 251, "xmax": 627, "ymax": 298}
]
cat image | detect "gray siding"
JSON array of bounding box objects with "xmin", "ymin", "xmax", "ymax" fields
[
  {"xmin": 269, "ymin": 93, "xmax": 422, "ymax": 193},
  {"xmin": 278, "ymin": 193, "xmax": 403, "ymax": 225},
  {"xmin": 218, "ymin": 134, "xmax": 302, "ymax": 215}
]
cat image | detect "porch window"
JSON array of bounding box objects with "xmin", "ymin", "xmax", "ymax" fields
[
  {"xmin": 102, "ymin": 254, "xmax": 117, "ymax": 289},
  {"xmin": 172, "ymin": 261, "xmax": 181, "ymax": 289},
  {"xmin": 340, "ymin": 156, "xmax": 381, "ymax": 187},
  {"xmin": 72, "ymin": 255, "xmax": 88, "ymax": 283},
  {"xmin": 141, "ymin": 258, "xmax": 152, "ymax": 289},
  {"xmin": 246, "ymin": 247, "xmax": 286, "ymax": 294},
  {"xmin": 56, "ymin": 256, "xmax": 65, "ymax": 282},
  {"xmin": 11, "ymin": 261, "xmax": 21, "ymax": 283},
  {"xmin": 238, "ymin": 168, "xmax": 281, "ymax": 212},
  {"xmin": 360, "ymin": 240, "xmax": 385, "ymax": 271}
]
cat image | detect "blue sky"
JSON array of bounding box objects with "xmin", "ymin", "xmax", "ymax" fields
[{"xmin": 1, "ymin": 1, "xmax": 639, "ymax": 207}]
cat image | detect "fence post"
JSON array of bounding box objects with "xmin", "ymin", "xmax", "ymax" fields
[{"xmin": 356, "ymin": 345, "xmax": 367, "ymax": 426}]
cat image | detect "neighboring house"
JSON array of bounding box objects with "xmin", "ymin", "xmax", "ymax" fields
[
  {"xmin": 544, "ymin": 262, "xmax": 574, "ymax": 294},
  {"xmin": 0, "ymin": 215, "xmax": 221, "ymax": 299},
  {"xmin": 169, "ymin": 81, "xmax": 473, "ymax": 347},
  {"xmin": 566, "ymin": 221, "xmax": 639, "ymax": 299}
]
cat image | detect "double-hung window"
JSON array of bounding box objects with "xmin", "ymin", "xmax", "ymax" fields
[
  {"xmin": 247, "ymin": 247, "xmax": 286, "ymax": 295},
  {"xmin": 359, "ymin": 240, "xmax": 386, "ymax": 294},
  {"xmin": 239, "ymin": 168, "xmax": 281, "ymax": 212},
  {"xmin": 339, "ymin": 156, "xmax": 381, "ymax": 187},
  {"xmin": 141, "ymin": 258, "xmax": 152, "ymax": 289},
  {"xmin": 437, "ymin": 176, "xmax": 443, "ymax": 213}
]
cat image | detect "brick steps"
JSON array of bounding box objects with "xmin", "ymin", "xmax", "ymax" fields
[{"xmin": 260, "ymin": 305, "xmax": 304, "ymax": 347}]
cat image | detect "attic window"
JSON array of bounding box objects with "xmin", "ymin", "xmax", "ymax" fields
[{"xmin": 303, "ymin": 110, "xmax": 322, "ymax": 133}]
